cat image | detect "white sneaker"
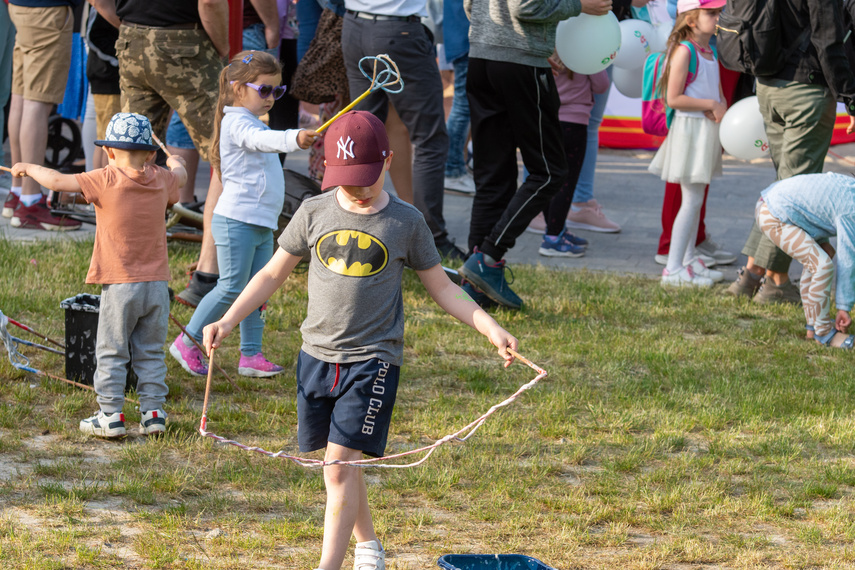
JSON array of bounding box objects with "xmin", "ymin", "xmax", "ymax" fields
[
  {"xmin": 688, "ymin": 258, "xmax": 724, "ymax": 283},
  {"xmin": 696, "ymin": 237, "xmax": 737, "ymax": 265},
  {"xmin": 80, "ymin": 411, "xmax": 127, "ymax": 438},
  {"xmin": 443, "ymin": 173, "xmax": 476, "ymax": 194},
  {"xmin": 655, "ymin": 251, "xmax": 716, "ymax": 267},
  {"xmin": 140, "ymin": 409, "xmax": 168, "ymax": 435},
  {"xmin": 354, "ymin": 540, "xmax": 385, "ymax": 570},
  {"xmin": 661, "ymin": 265, "xmax": 714, "ymax": 288}
]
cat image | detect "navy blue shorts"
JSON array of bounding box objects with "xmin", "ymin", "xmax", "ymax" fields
[{"xmin": 296, "ymin": 351, "xmax": 400, "ymax": 457}]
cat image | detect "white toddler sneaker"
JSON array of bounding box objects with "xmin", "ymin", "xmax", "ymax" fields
[
  {"xmin": 661, "ymin": 265, "xmax": 714, "ymax": 288},
  {"xmin": 354, "ymin": 540, "xmax": 385, "ymax": 570},
  {"xmin": 688, "ymin": 258, "xmax": 724, "ymax": 283}
]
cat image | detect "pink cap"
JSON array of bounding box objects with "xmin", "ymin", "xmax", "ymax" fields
[
  {"xmin": 677, "ymin": 0, "xmax": 726, "ymax": 14},
  {"xmin": 321, "ymin": 111, "xmax": 390, "ymax": 191}
]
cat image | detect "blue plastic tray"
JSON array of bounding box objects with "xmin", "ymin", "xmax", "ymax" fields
[{"xmin": 437, "ymin": 554, "xmax": 557, "ymax": 570}]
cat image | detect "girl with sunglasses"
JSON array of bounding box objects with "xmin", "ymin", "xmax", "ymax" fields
[{"xmin": 170, "ymin": 50, "xmax": 317, "ymax": 378}]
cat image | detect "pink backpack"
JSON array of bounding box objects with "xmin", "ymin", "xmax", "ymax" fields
[{"xmin": 641, "ymin": 41, "xmax": 707, "ymax": 136}]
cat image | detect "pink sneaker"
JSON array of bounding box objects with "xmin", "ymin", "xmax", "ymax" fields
[
  {"xmin": 565, "ymin": 199, "xmax": 621, "ymax": 233},
  {"xmin": 238, "ymin": 353, "xmax": 284, "ymax": 378},
  {"xmin": 169, "ymin": 333, "xmax": 208, "ymax": 376}
]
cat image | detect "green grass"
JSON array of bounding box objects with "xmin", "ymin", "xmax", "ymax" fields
[{"xmin": 1, "ymin": 237, "xmax": 855, "ymax": 568}]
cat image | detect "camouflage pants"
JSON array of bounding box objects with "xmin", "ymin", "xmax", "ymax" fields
[
  {"xmin": 756, "ymin": 200, "xmax": 835, "ymax": 336},
  {"xmin": 116, "ymin": 25, "xmax": 221, "ymax": 161}
]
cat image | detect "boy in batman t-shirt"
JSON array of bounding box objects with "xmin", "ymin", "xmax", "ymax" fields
[{"xmin": 202, "ymin": 111, "xmax": 517, "ymax": 570}]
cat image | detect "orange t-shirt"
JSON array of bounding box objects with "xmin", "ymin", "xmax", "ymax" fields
[{"xmin": 75, "ymin": 165, "xmax": 180, "ymax": 285}]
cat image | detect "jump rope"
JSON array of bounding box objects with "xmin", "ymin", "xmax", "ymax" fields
[{"xmin": 198, "ymin": 346, "xmax": 548, "ymax": 469}]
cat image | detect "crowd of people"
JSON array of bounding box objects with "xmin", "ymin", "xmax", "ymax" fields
[{"xmin": 4, "ymin": 0, "xmax": 855, "ymax": 567}]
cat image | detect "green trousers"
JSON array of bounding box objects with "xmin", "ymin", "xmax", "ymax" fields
[{"xmin": 740, "ymin": 79, "xmax": 836, "ymax": 273}]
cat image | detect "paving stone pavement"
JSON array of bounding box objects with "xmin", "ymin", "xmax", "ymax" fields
[{"xmin": 4, "ymin": 144, "xmax": 855, "ymax": 283}]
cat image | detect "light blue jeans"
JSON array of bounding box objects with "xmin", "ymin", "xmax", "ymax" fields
[
  {"xmin": 445, "ymin": 55, "xmax": 470, "ymax": 178},
  {"xmin": 186, "ymin": 214, "xmax": 273, "ymax": 356},
  {"xmin": 573, "ymin": 66, "xmax": 612, "ymax": 204},
  {"xmin": 243, "ymin": 22, "xmax": 278, "ymax": 56}
]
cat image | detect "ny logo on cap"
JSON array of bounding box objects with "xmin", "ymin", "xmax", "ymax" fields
[{"xmin": 337, "ymin": 136, "xmax": 355, "ymax": 160}]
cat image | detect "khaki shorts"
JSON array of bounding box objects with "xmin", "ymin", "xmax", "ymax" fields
[
  {"xmin": 93, "ymin": 94, "xmax": 123, "ymax": 139},
  {"xmin": 117, "ymin": 25, "xmax": 221, "ymax": 161},
  {"xmin": 9, "ymin": 4, "xmax": 74, "ymax": 104}
]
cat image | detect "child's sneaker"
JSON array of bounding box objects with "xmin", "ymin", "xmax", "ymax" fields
[
  {"xmin": 169, "ymin": 333, "xmax": 208, "ymax": 376},
  {"xmin": 688, "ymin": 258, "xmax": 723, "ymax": 283},
  {"xmin": 140, "ymin": 409, "xmax": 167, "ymax": 435},
  {"xmin": 79, "ymin": 411, "xmax": 126, "ymax": 438},
  {"xmin": 354, "ymin": 540, "xmax": 385, "ymax": 570},
  {"xmin": 661, "ymin": 265, "xmax": 714, "ymax": 288},
  {"xmin": 238, "ymin": 353, "xmax": 285, "ymax": 377},
  {"xmin": 459, "ymin": 248, "xmax": 523, "ymax": 309},
  {"xmin": 538, "ymin": 231, "xmax": 585, "ymax": 258}
]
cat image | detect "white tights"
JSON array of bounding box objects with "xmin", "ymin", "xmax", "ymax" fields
[{"xmin": 665, "ymin": 182, "xmax": 706, "ymax": 274}]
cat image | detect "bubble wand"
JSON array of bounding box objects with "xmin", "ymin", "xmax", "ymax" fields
[{"xmin": 316, "ymin": 54, "xmax": 404, "ymax": 133}]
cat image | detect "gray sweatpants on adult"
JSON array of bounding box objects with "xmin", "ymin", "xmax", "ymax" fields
[
  {"xmin": 341, "ymin": 12, "xmax": 449, "ymax": 241},
  {"xmin": 94, "ymin": 282, "xmax": 169, "ymax": 414}
]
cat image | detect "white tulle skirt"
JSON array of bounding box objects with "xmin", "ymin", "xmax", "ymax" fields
[{"xmin": 648, "ymin": 115, "xmax": 722, "ymax": 185}]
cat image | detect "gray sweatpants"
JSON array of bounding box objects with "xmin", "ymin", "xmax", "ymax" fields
[{"xmin": 94, "ymin": 282, "xmax": 169, "ymax": 414}]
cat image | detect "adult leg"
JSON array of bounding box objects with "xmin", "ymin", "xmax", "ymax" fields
[
  {"xmin": 444, "ymin": 55, "xmax": 470, "ymax": 179},
  {"xmin": 746, "ymin": 81, "xmax": 836, "ymax": 283},
  {"xmin": 14, "ymin": 98, "xmax": 52, "ymax": 197},
  {"xmin": 386, "ymin": 104, "xmax": 414, "ymax": 204},
  {"xmin": 543, "ymin": 121, "xmax": 587, "ymax": 236},
  {"xmin": 473, "ymin": 60, "xmax": 567, "ymax": 261},
  {"xmin": 342, "ymin": 14, "xmax": 450, "ymax": 243},
  {"xmin": 466, "ymin": 57, "xmax": 522, "ymax": 254}
]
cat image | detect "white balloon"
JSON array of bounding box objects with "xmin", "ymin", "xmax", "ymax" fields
[
  {"xmin": 612, "ymin": 64, "xmax": 643, "ymax": 98},
  {"xmin": 650, "ymin": 22, "xmax": 672, "ymax": 53},
  {"xmin": 613, "ymin": 19, "xmax": 656, "ymax": 69},
  {"xmin": 555, "ymin": 12, "xmax": 621, "ymax": 75},
  {"xmin": 719, "ymin": 96, "xmax": 770, "ymax": 160}
]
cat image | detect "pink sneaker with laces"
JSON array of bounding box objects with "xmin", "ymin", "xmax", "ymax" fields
[
  {"xmin": 565, "ymin": 199, "xmax": 621, "ymax": 233},
  {"xmin": 238, "ymin": 353, "xmax": 284, "ymax": 377},
  {"xmin": 169, "ymin": 333, "xmax": 208, "ymax": 376}
]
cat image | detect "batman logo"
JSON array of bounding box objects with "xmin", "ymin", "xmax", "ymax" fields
[{"xmin": 316, "ymin": 230, "xmax": 389, "ymax": 277}]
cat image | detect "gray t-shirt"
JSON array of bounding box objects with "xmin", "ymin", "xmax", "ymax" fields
[{"xmin": 278, "ymin": 191, "xmax": 441, "ymax": 366}]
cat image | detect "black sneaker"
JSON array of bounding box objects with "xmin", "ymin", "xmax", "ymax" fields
[
  {"xmin": 458, "ymin": 248, "xmax": 523, "ymax": 309},
  {"xmin": 176, "ymin": 272, "xmax": 218, "ymax": 308},
  {"xmin": 435, "ymin": 238, "xmax": 466, "ymax": 262}
]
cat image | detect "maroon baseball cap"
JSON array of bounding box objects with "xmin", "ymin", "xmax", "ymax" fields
[{"xmin": 321, "ymin": 110, "xmax": 391, "ymax": 190}]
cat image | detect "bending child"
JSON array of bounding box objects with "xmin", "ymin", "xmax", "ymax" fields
[
  {"xmin": 648, "ymin": 0, "xmax": 727, "ymax": 287},
  {"xmin": 12, "ymin": 112, "xmax": 187, "ymax": 437},
  {"xmin": 170, "ymin": 50, "xmax": 316, "ymax": 378},
  {"xmin": 203, "ymin": 111, "xmax": 518, "ymax": 570},
  {"xmin": 756, "ymin": 172, "xmax": 855, "ymax": 349}
]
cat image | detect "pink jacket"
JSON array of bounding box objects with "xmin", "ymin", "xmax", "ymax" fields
[{"xmin": 555, "ymin": 69, "xmax": 611, "ymax": 125}]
